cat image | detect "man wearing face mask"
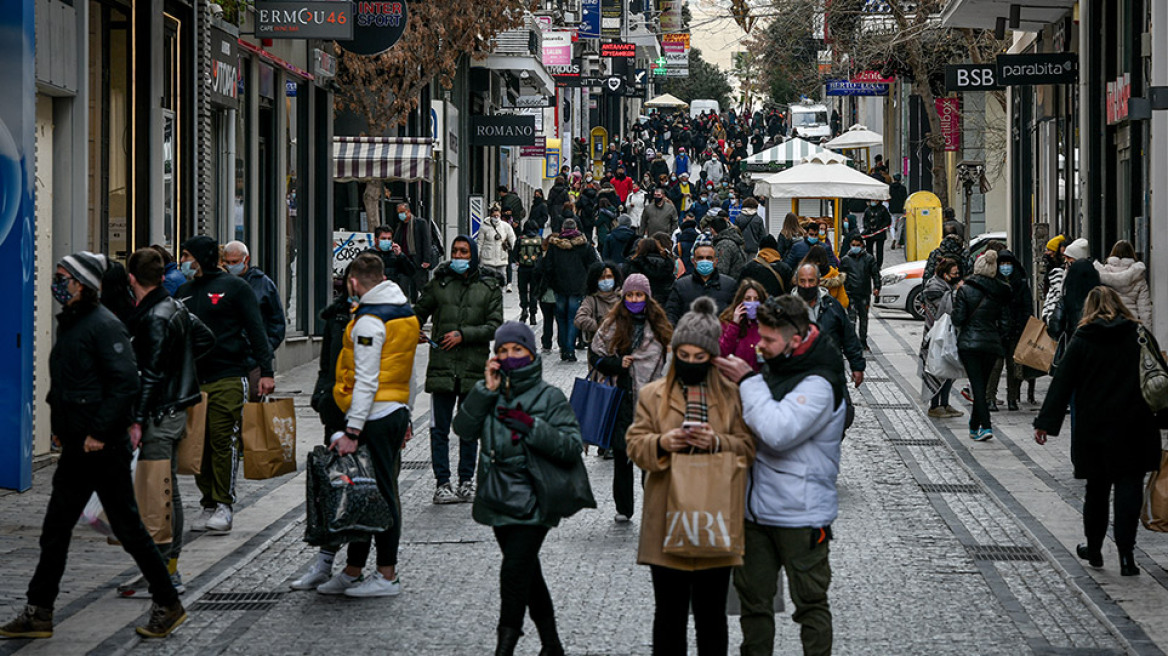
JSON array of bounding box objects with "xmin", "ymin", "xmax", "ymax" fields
[
  {"xmin": 665, "ymin": 237, "xmax": 738, "ymax": 325},
  {"xmin": 861, "ymin": 199, "xmax": 892, "ymax": 269},
  {"xmin": 640, "ymin": 187, "xmax": 678, "ymax": 239},
  {"xmin": 177, "ymin": 236, "xmax": 275, "ymax": 534},
  {"xmin": 366, "ymin": 225, "xmax": 417, "ymax": 293},
  {"xmin": 782, "ymin": 222, "xmax": 838, "ymax": 270},
  {"xmin": 838, "ymin": 234, "xmax": 881, "ymax": 351},
  {"xmin": 222, "ymin": 241, "xmax": 286, "ymax": 401},
  {"xmin": 791, "ymin": 264, "xmax": 866, "ymax": 387},
  {"xmin": 986, "ymin": 250, "xmax": 1033, "ymax": 412},
  {"xmin": 713, "ymin": 294, "xmax": 848, "ymax": 656},
  {"xmin": 392, "ymin": 203, "xmax": 436, "ymax": 303},
  {"xmin": 414, "ymin": 236, "xmax": 504, "ymax": 504}
]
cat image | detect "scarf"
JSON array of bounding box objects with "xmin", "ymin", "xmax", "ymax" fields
[
  {"xmin": 560, "ymin": 228, "xmax": 581, "ymax": 239},
  {"xmin": 681, "ymin": 382, "xmax": 709, "ymax": 424},
  {"xmin": 756, "ymin": 248, "xmax": 782, "ymax": 264}
]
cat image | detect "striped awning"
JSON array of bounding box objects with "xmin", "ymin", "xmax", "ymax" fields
[
  {"xmin": 333, "ymin": 137, "xmax": 434, "ymax": 182},
  {"xmin": 743, "ymin": 137, "xmax": 848, "ymax": 171}
]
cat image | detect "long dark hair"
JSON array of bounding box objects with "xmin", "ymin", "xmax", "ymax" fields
[
  {"xmin": 586, "ymin": 260, "xmax": 624, "ymax": 295},
  {"xmin": 719, "ymin": 278, "xmax": 767, "ymax": 324},
  {"xmin": 101, "ymin": 261, "xmax": 135, "ymax": 324},
  {"xmin": 600, "ymin": 294, "xmax": 673, "ymax": 354}
]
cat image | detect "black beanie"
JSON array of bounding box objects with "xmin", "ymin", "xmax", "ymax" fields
[{"xmin": 182, "ymin": 235, "xmax": 220, "ymax": 273}]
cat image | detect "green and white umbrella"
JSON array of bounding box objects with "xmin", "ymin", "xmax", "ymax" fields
[{"xmin": 742, "ymin": 137, "xmax": 848, "ymax": 173}]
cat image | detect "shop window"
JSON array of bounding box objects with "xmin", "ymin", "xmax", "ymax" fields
[{"xmin": 87, "ymin": 1, "xmax": 132, "ymax": 260}]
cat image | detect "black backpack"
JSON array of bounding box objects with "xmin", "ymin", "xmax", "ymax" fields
[{"xmin": 517, "ymin": 236, "xmax": 543, "ymax": 268}]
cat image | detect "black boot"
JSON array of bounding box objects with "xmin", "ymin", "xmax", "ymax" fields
[
  {"xmin": 1007, "ymin": 400, "xmax": 1019, "ymax": 412},
  {"xmin": 1120, "ymin": 551, "xmax": 1140, "ymax": 577},
  {"xmin": 496, "ymin": 627, "xmax": 523, "ymax": 656},
  {"xmin": 520, "ymin": 310, "xmax": 528, "ymax": 323},
  {"xmin": 1076, "ymin": 543, "xmax": 1103, "ymax": 568},
  {"xmin": 534, "ymin": 616, "xmax": 565, "ymax": 656}
]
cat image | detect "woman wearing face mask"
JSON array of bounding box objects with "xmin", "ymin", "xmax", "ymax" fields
[
  {"xmin": 719, "ymin": 280, "xmax": 767, "ymax": 372},
  {"xmin": 453, "ymin": 322, "xmax": 585, "ymax": 656},
  {"xmin": 919, "ymin": 257, "xmax": 963, "ymax": 418},
  {"xmin": 625, "ymin": 297, "xmax": 755, "ymax": 656},
  {"xmin": 589, "ymin": 274, "xmax": 672, "ymax": 522},
  {"xmin": 575, "ymin": 262, "xmax": 624, "ymax": 347}
]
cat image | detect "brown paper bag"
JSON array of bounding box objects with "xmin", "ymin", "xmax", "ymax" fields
[
  {"xmin": 1013, "ymin": 316, "xmax": 1057, "ymax": 372},
  {"xmin": 134, "ymin": 458, "xmax": 174, "ymax": 544},
  {"xmin": 242, "ymin": 397, "xmax": 298, "ymax": 480},
  {"xmin": 662, "ymin": 451, "xmax": 748, "ymax": 558},
  {"xmin": 1142, "ymin": 451, "xmax": 1168, "ymax": 532},
  {"xmin": 177, "ymin": 393, "xmax": 208, "ymax": 476}
]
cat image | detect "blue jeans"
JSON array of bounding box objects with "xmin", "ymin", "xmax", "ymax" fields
[
  {"xmin": 554, "ymin": 294, "xmax": 583, "ymax": 355},
  {"xmin": 430, "ymin": 391, "xmax": 477, "ymax": 486}
]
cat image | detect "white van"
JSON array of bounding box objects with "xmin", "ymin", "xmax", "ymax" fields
[
  {"xmin": 787, "ymin": 102, "xmax": 831, "ymax": 140},
  {"xmin": 690, "ymin": 99, "xmax": 721, "ymax": 118}
]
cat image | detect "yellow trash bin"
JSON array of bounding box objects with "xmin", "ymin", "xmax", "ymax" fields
[{"xmin": 904, "ymin": 191, "xmax": 943, "ymax": 261}]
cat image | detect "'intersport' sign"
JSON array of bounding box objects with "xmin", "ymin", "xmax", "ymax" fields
[
  {"xmin": 255, "ymin": 1, "xmax": 354, "ymax": 40},
  {"xmin": 471, "ymin": 115, "xmax": 537, "ymax": 146}
]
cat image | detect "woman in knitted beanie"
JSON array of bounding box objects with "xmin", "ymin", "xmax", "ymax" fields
[{"xmin": 624, "ymin": 296, "xmax": 755, "ymax": 655}]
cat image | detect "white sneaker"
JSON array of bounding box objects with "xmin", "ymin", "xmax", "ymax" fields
[
  {"xmin": 433, "ymin": 483, "xmax": 460, "ymax": 505},
  {"xmin": 456, "ymin": 481, "xmax": 476, "ymax": 503},
  {"xmin": 316, "ymin": 572, "xmax": 362, "ymax": 595},
  {"xmin": 191, "ymin": 508, "xmax": 215, "ymax": 532},
  {"xmin": 205, "ymin": 504, "xmax": 233, "ymax": 534},
  {"xmin": 290, "ymin": 566, "xmax": 332, "ymax": 591},
  {"xmin": 344, "ymin": 575, "xmax": 401, "ymax": 598},
  {"xmin": 614, "ymin": 514, "xmax": 631, "ymax": 524}
]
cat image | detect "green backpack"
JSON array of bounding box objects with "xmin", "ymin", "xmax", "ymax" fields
[{"xmin": 517, "ymin": 236, "xmax": 543, "ymax": 267}]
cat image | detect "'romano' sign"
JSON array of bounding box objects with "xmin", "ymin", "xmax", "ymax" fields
[{"xmin": 470, "ymin": 115, "xmax": 537, "ymax": 146}]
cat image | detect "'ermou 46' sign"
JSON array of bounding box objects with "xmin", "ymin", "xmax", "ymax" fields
[{"xmin": 254, "ymin": 1, "xmax": 409, "ymax": 56}]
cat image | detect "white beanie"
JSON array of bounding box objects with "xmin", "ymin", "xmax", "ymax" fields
[{"xmin": 1064, "ymin": 238, "xmax": 1089, "ymax": 261}]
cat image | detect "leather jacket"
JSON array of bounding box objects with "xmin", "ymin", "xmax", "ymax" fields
[{"xmin": 128, "ymin": 287, "xmax": 216, "ymax": 423}]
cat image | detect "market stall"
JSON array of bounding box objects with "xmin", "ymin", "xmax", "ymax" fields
[
  {"xmin": 824, "ymin": 124, "xmax": 884, "ymax": 173},
  {"xmin": 643, "ymin": 93, "xmax": 689, "ymax": 109}
]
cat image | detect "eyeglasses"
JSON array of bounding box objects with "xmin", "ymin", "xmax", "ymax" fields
[{"xmin": 53, "ymin": 273, "xmax": 76, "ymax": 285}]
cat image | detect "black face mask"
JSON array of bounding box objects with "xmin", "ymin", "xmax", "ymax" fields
[
  {"xmin": 674, "ymin": 359, "xmax": 711, "ymax": 386},
  {"xmin": 797, "ymin": 286, "xmax": 819, "ymax": 303}
]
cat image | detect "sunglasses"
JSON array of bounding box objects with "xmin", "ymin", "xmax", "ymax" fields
[{"xmin": 53, "ymin": 273, "xmax": 76, "ymax": 285}]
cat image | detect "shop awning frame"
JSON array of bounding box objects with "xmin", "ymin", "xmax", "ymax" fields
[
  {"xmin": 940, "ymin": 0, "xmax": 1075, "ymax": 31},
  {"xmin": 472, "ymin": 55, "xmax": 557, "ymax": 96},
  {"xmin": 333, "ymin": 137, "xmax": 434, "ymax": 183}
]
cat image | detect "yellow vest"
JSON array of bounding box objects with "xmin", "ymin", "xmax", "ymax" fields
[{"xmin": 334, "ymin": 304, "xmax": 419, "ymax": 412}]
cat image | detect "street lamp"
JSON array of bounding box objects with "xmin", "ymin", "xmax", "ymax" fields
[{"xmin": 955, "ymin": 160, "xmax": 985, "ymax": 240}]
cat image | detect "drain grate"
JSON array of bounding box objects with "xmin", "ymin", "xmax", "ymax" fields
[
  {"xmin": 888, "ymin": 438, "xmax": 943, "ymax": 446},
  {"xmin": 868, "ymin": 403, "xmax": 915, "ymax": 410},
  {"xmin": 401, "ymin": 460, "xmax": 431, "ymax": 470},
  {"xmin": 966, "ymin": 545, "xmax": 1046, "ymax": 562},
  {"xmin": 919, "ymin": 483, "xmax": 982, "ymax": 494},
  {"xmin": 190, "ymin": 591, "xmax": 284, "ymax": 612}
]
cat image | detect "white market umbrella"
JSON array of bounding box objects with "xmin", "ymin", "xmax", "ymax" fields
[
  {"xmin": 756, "ymin": 152, "xmax": 889, "ymax": 201},
  {"xmin": 743, "ymin": 137, "xmax": 849, "ymax": 169},
  {"xmin": 644, "ymin": 93, "xmax": 689, "ymax": 109},
  {"xmin": 824, "ymin": 124, "xmax": 884, "ymax": 150}
]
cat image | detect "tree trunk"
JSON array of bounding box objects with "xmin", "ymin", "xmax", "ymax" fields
[{"xmin": 363, "ymin": 180, "xmax": 384, "ymax": 230}]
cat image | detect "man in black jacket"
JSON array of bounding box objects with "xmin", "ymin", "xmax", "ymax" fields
[
  {"xmin": 666, "ymin": 238, "xmax": 737, "ymax": 325},
  {"xmin": 223, "ymin": 240, "xmax": 287, "ymax": 401},
  {"xmin": 392, "ymin": 203, "xmax": 435, "ymax": 303},
  {"xmin": 888, "ymin": 174, "xmax": 908, "ymax": 249},
  {"xmin": 987, "ymin": 250, "xmax": 1034, "ymax": 411},
  {"xmin": 861, "ymin": 200, "xmax": 892, "ymax": 269},
  {"xmin": 116, "ymin": 249, "xmax": 215, "ymax": 599},
  {"xmin": 838, "ymin": 234, "xmax": 881, "ymax": 350},
  {"xmin": 176, "ymin": 236, "xmax": 274, "ymax": 535},
  {"xmin": 793, "ymin": 263, "xmax": 866, "ymax": 386},
  {"xmin": 367, "ymin": 225, "xmax": 417, "ymax": 291},
  {"xmin": 1, "ymin": 252, "xmax": 186, "ymax": 640},
  {"xmin": 498, "ymin": 184, "xmax": 526, "ymax": 222}
]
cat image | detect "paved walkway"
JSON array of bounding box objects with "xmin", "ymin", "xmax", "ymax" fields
[{"xmin": 0, "ymin": 270, "xmax": 1164, "ymax": 655}]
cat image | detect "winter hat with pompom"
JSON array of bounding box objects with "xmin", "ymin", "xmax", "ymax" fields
[{"xmin": 671, "ymin": 297, "xmax": 722, "ymax": 355}]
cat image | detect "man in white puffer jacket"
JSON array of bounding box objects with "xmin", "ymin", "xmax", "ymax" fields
[
  {"xmin": 1095, "ymin": 240, "xmax": 1152, "ymax": 327},
  {"xmin": 714, "ymin": 294, "xmax": 847, "ymax": 656}
]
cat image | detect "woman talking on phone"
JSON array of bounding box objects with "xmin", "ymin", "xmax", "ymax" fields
[{"xmin": 625, "ymin": 298, "xmax": 755, "ymax": 655}]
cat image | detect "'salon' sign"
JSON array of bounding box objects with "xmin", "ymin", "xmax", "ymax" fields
[{"xmin": 470, "ymin": 115, "xmax": 537, "ymax": 146}]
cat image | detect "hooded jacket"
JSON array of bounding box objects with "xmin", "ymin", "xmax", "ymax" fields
[
  {"xmin": 1095, "ymin": 257, "xmax": 1152, "ymax": 325},
  {"xmin": 547, "ymin": 181, "xmax": 570, "ymax": 223},
  {"xmin": 574, "ymin": 288, "xmax": 622, "ymax": 345},
  {"xmin": 740, "ymin": 327, "xmax": 847, "ymax": 529},
  {"xmin": 175, "ymin": 235, "xmax": 275, "ymax": 382},
  {"xmin": 713, "ymin": 227, "xmax": 749, "ymax": 279},
  {"xmin": 996, "ymin": 250, "xmax": 1033, "ymax": 343},
  {"xmin": 924, "ymin": 236, "xmax": 971, "ymax": 281},
  {"xmin": 414, "ymin": 236, "xmax": 504, "ymax": 395},
  {"xmin": 528, "ymin": 196, "xmax": 550, "ymax": 230},
  {"xmin": 542, "ymin": 234, "xmax": 598, "ymax": 297},
  {"xmin": 603, "ymin": 225, "xmax": 638, "ymax": 264},
  {"xmin": 477, "ymin": 215, "xmax": 516, "ymax": 268},
  {"xmin": 623, "ymin": 251, "xmax": 675, "ymax": 307},
  {"xmin": 951, "ymin": 274, "xmax": 1010, "ymax": 356},
  {"xmin": 739, "ymin": 249, "xmax": 791, "ymax": 298},
  {"xmin": 311, "ymin": 297, "xmax": 354, "ymax": 433},
  {"xmin": 735, "ymin": 208, "xmax": 766, "ymax": 254}
]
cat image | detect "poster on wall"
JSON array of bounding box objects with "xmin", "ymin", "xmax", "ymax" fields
[{"xmin": 0, "ymin": 0, "xmax": 36, "ymax": 491}]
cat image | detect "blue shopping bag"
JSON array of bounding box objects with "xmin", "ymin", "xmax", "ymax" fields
[{"xmin": 569, "ymin": 371, "xmax": 624, "ymax": 449}]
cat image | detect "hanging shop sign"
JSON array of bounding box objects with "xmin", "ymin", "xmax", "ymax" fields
[
  {"xmin": 851, "ymin": 70, "xmax": 893, "ymax": 84},
  {"xmin": 935, "ymin": 98, "xmax": 961, "ymax": 152},
  {"xmin": 1107, "ymin": 73, "xmax": 1131, "ymax": 124},
  {"xmin": 470, "ymin": 115, "xmax": 537, "ymax": 146},
  {"xmin": 658, "ymin": 0, "xmax": 683, "ymax": 33},
  {"xmin": 337, "ymin": 1, "xmax": 409, "ymax": 56},
  {"xmin": 603, "ymin": 75, "xmax": 627, "ymax": 95},
  {"xmin": 254, "ymin": 1, "xmax": 354, "ymax": 40},
  {"xmin": 209, "ymin": 27, "xmax": 239, "ymax": 107},
  {"xmin": 521, "ymin": 137, "xmax": 547, "ymax": 158},
  {"xmin": 542, "ymin": 30, "xmax": 573, "ymax": 67},
  {"xmin": 995, "ymin": 52, "xmax": 1078, "ymax": 86},
  {"xmin": 600, "ymin": 42, "xmax": 636, "ymax": 58},
  {"xmin": 313, "ymin": 48, "xmax": 337, "ymax": 80},
  {"xmin": 506, "ymin": 95, "xmax": 553, "ymax": 108},
  {"xmin": 601, "ymin": 0, "xmax": 623, "ymax": 37},
  {"xmin": 944, "ymin": 63, "xmax": 1001, "ymax": 92},
  {"xmin": 825, "ymin": 80, "xmax": 888, "ymax": 96},
  {"xmin": 662, "ymin": 33, "xmax": 689, "ymax": 77},
  {"xmin": 580, "ymin": 0, "xmax": 601, "ymax": 39}
]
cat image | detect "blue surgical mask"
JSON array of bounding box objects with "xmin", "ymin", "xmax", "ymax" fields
[
  {"xmin": 700, "ymin": 196, "xmax": 708, "ymax": 203},
  {"xmin": 449, "ymin": 258, "xmax": 471, "ymax": 274},
  {"xmin": 849, "ymin": 246, "xmax": 863, "ymax": 255},
  {"xmin": 378, "ymin": 239, "xmax": 393, "ymax": 252},
  {"xmin": 695, "ymin": 260, "xmax": 715, "ymax": 277},
  {"xmin": 180, "ymin": 261, "xmax": 197, "ymax": 279},
  {"xmin": 806, "ymin": 236, "xmax": 819, "ymax": 245},
  {"xmin": 598, "ymin": 278, "xmax": 616, "ymax": 292},
  {"xmin": 398, "ymin": 212, "xmax": 407, "ymax": 221},
  {"xmin": 226, "ymin": 262, "xmax": 246, "ymax": 276},
  {"xmin": 999, "ymin": 264, "xmax": 1014, "ymax": 277}
]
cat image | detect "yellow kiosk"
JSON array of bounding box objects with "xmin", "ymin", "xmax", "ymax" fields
[
  {"xmin": 590, "ymin": 127, "xmax": 608, "ymax": 179},
  {"xmin": 903, "ymin": 191, "xmax": 943, "ymax": 261}
]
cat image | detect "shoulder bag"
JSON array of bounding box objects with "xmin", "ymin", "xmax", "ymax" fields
[{"xmin": 1136, "ymin": 324, "xmax": 1168, "ymax": 413}]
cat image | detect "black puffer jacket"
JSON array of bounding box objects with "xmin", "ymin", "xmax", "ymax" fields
[
  {"xmin": 623, "ymin": 252, "xmax": 675, "ymax": 307},
  {"xmin": 49, "ymin": 301, "xmax": 140, "ymax": 446},
  {"xmin": 127, "ymin": 288, "xmax": 216, "ymax": 424},
  {"xmin": 542, "ymin": 234, "xmax": 598, "ymax": 297},
  {"xmin": 951, "ymin": 275, "xmax": 1010, "ymax": 356},
  {"xmin": 997, "ymin": 250, "xmax": 1033, "ymax": 344},
  {"xmin": 924, "ymin": 236, "xmax": 971, "ymax": 281}
]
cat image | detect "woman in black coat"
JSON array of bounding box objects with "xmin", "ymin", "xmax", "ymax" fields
[
  {"xmin": 1034, "ymin": 287, "xmax": 1164, "ymax": 576},
  {"xmin": 951, "ymin": 250, "xmax": 1010, "ymax": 441}
]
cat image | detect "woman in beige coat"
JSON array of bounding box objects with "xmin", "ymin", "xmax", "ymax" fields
[{"xmin": 626, "ymin": 297, "xmax": 755, "ymax": 656}]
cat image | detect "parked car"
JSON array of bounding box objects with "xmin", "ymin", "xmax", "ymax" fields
[{"xmin": 874, "ymin": 232, "xmax": 1006, "ymax": 320}]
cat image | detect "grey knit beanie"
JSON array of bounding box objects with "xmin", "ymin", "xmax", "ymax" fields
[
  {"xmin": 493, "ymin": 321, "xmax": 538, "ymax": 356},
  {"xmin": 59, "ymin": 251, "xmax": 109, "ymax": 291},
  {"xmin": 671, "ymin": 297, "xmax": 721, "ymax": 355}
]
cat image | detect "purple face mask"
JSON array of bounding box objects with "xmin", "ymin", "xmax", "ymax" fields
[
  {"xmin": 625, "ymin": 300, "xmax": 647, "ymax": 314},
  {"xmin": 743, "ymin": 300, "xmax": 760, "ymax": 320},
  {"xmin": 498, "ymin": 355, "xmax": 533, "ymax": 372}
]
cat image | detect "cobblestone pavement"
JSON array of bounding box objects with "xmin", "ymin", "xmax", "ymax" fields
[{"xmin": 0, "ymin": 278, "xmax": 1163, "ymax": 655}]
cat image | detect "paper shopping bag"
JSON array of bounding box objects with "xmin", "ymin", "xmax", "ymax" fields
[
  {"xmin": 662, "ymin": 451, "xmax": 748, "ymax": 558},
  {"xmin": 134, "ymin": 458, "xmax": 174, "ymax": 544},
  {"xmin": 1013, "ymin": 316, "xmax": 1057, "ymax": 373},
  {"xmin": 1142, "ymin": 450, "xmax": 1168, "ymax": 532},
  {"xmin": 177, "ymin": 393, "xmax": 207, "ymax": 475},
  {"xmin": 242, "ymin": 397, "xmax": 298, "ymax": 480}
]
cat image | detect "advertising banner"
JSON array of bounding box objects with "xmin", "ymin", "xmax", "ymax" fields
[
  {"xmin": 254, "ymin": 1, "xmax": 355, "ymax": 40},
  {"xmin": 0, "ymin": 0, "xmax": 36, "ymax": 491},
  {"xmin": 658, "ymin": 0, "xmax": 683, "ymax": 33},
  {"xmin": 934, "ymin": 98, "xmax": 961, "ymax": 152},
  {"xmin": 601, "ymin": 0, "xmax": 622, "ymax": 37},
  {"xmin": 542, "ymin": 30, "xmax": 573, "ymax": 67},
  {"xmin": 580, "ymin": 0, "xmax": 601, "ymax": 38}
]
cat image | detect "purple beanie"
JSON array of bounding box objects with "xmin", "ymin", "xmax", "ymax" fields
[{"xmin": 623, "ymin": 273, "xmax": 651, "ymax": 297}]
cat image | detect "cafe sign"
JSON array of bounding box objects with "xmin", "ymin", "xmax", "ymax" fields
[{"xmin": 254, "ymin": 1, "xmax": 354, "ymax": 40}]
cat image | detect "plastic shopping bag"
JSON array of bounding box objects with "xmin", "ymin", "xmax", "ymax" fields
[
  {"xmin": 305, "ymin": 445, "xmax": 393, "ymax": 546},
  {"xmin": 925, "ymin": 314, "xmax": 965, "ymax": 380},
  {"xmin": 78, "ymin": 449, "xmax": 139, "ymax": 537}
]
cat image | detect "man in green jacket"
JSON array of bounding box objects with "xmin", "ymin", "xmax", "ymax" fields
[{"xmin": 415, "ymin": 235, "xmax": 504, "ymax": 504}]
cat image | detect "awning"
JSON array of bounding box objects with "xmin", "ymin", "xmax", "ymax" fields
[
  {"xmin": 333, "ymin": 137, "xmax": 434, "ymax": 183},
  {"xmin": 940, "ymin": 0, "xmax": 1075, "ymax": 31},
  {"xmin": 472, "ymin": 55, "xmax": 556, "ymax": 96},
  {"xmin": 743, "ymin": 137, "xmax": 846, "ymax": 171},
  {"xmin": 644, "ymin": 93, "xmax": 689, "ymax": 109}
]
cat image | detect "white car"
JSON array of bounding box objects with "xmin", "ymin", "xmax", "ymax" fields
[{"xmin": 874, "ymin": 232, "xmax": 1006, "ymax": 320}]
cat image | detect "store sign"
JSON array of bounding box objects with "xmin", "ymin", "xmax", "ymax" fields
[
  {"xmin": 471, "ymin": 115, "xmax": 537, "ymax": 146},
  {"xmin": 935, "ymin": 98, "xmax": 961, "ymax": 152},
  {"xmin": 550, "ymin": 60, "xmax": 583, "ymax": 86},
  {"xmin": 313, "ymin": 48, "xmax": 336, "ymax": 79},
  {"xmin": 603, "ymin": 75, "xmax": 627, "ymax": 95},
  {"xmin": 209, "ymin": 27, "xmax": 239, "ymax": 107},
  {"xmin": 601, "ymin": 0, "xmax": 622, "ymax": 37},
  {"xmin": 852, "ymin": 70, "xmax": 893, "ymax": 84},
  {"xmin": 662, "ymin": 33, "xmax": 689, "ymax": 77},
  {"xmin": 254, "ymin": 1, "xmax": 354, "ymax": 40},
  {"xmin": 825, "ymin": 80, "xmax": 888, "ymax": 96},
  {"xmin": 507, "ymin": 95, "xmax": 553, "ymax": 108},
  {"xmin": 600, "ymin": 42, "xmax": 636, "ymax": 58},
  {"xmin": 658, "ymin": 0, "xmax": 683, "ymax": 32},
  {"xmin": 520, "ymin": 137, "xmax": 547, "ymax": 158},
  {"xmin": 996, "ymin": 52, "xmax": 1078, "ymax": 86},
  {"xmin": 542, "ymin": 30, "xmax": 573, "ymax": 67},
  {"xmin": 580, "ymin": 0, "xmax": 601, "ymax": 38},
  {"xmin": 337, "ymin": 1, "xmax": 409, "ymax": 56},
  {"xmin": 1107, "ymin": 73, "xmax": 1131, "ymax": 124},
  {"xmin": 944, "ymin": 63, "xmax": 1000, "ymax": 92}
]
